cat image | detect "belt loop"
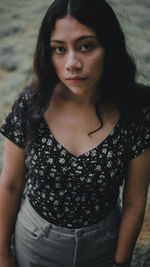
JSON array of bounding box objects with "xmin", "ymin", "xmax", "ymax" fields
[{"xmin": 42, "ymin": 224, "xmax": 51, "ymax": 238}]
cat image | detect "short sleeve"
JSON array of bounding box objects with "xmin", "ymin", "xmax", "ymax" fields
[
  {"xmin": 0, "ymin": 89, "xmax": 29, "ymax": 149},
  {"xmin": 128, "ymin": 107, "xmax": 150, "ymax": 160}
]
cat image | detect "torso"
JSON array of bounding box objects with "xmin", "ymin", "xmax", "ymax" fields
[
  {"xmin": 1, "ymin": 86, "xmax": 150, "ymax": 229},
  {"xmin": 43, "ymin": 84, "xmax": 121, "ymax": 157}
]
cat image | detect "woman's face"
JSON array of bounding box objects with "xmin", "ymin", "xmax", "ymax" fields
[{"xmin": 50, "ymin": 16, "xmax": 105, "ymax": 97}]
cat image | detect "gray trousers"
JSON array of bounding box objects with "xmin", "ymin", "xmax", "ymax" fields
[{"xmin": 13, "ymin": 196, "xmax": 121, "ymax": 267}]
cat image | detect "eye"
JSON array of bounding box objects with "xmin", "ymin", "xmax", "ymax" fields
[
  {"xmin": 80, "ymin": 43, "xmax": 94, "ymax": 52},
  {"xmin": 50, "ymin": 46, "xmax": 65, "ymax": 54}
]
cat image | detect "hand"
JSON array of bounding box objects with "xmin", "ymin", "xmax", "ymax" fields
[{"xmin": 0, "ymin": 253, "xmax": 17, "ymax": 267}]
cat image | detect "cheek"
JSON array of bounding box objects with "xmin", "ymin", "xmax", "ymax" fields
[
  {"xmin": 89, "ymin": 55, "xmax": 104, "ymax": 78},
  {"xmin": 88, "ymin": 48, "xmax": 104, "ymax": 68},
  {"xmin": 86, "ymin": 57, "xmax": 104, "ymax": 85},
  {"xmin": 51, "ymin": 56, "xmax": 64, "ymax": 76},
  {"xmin": 94, "ymin": 51, "xmax": 104, "ymax": 67}
]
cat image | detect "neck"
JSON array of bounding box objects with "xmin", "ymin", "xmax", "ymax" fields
[{"xmin": 52, "ymin": 82, "xmax": 102, "ymax": 110}]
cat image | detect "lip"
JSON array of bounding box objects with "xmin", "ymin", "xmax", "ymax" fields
[
  {"xmin": 67, "ymin": 80, "xmax": 85, "ymax": 84},
  {"xmin": 66, "ymin": 76, "xmax": 87, "ymax": 80}
]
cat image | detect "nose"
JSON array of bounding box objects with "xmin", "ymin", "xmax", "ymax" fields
[{"xmin": 65, "ymin": 51, "xmax": 83, "ymax": 71}]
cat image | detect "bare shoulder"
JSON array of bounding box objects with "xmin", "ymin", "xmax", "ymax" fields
[
  {"xmin": 128, "ymin": 147, "xmax": 150, "ymax": 180},
  {"xmin": 0, "ymin": 138, "xmax": 26, "ymax": 190},
  {"xmin": 123, "ymin": 147, "xmax": 150, "ymax": 206}
]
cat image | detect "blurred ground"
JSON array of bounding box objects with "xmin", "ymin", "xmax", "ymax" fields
[
  {"xmin": 138, "ymin": 207, "xmax": 150, "ymax": 244},
  {"xmin": 0, "ymin": 0, "xmax": 150, "ymax": 265}
]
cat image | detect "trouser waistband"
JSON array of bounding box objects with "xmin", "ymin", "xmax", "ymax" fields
[{"xmin": 18, "ymin": 196, "xmax": 122, "ymax": 237}]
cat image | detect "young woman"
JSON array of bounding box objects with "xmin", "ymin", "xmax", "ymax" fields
[{"xmin": 0, "ymin": 0, "xmax": 150, "ymax": 266}]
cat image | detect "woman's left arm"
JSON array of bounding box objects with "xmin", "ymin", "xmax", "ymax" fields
[{"xmin": 114, "ymin": 147, "xmax": 150, "ymax": 266}]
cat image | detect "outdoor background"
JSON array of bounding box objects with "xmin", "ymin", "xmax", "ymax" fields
[{"xmin": 0, "ymin": 0, "xmax": 150, "ymax": 265}]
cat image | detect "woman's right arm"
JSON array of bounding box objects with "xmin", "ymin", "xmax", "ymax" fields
[{"xmin": 0, "ymin": 138, "xmax": 26, "ymax": 265}]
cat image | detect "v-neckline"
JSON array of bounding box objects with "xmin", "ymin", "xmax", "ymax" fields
[{"xmin": 41, "ymin": 113, "xmax": 122, "ymax": 159}]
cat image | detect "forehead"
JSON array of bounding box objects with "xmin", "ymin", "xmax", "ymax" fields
[{"xmin": 50, "ymin": 16, "xmax": 96, "ymax": 41}]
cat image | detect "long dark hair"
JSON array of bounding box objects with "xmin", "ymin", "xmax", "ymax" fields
[{"xmin": 18, "ymin": 0, "xmax": 150, "ymax": 150}]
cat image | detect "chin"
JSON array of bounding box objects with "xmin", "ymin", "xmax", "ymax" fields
[{"xmin": 69, "ymin": 88, "xmax": 86, "ymax": 95}]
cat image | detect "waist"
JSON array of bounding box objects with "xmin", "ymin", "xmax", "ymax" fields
[{"xmin": 18, "ymin": 195, "xmax": 122, "ymax": 236}]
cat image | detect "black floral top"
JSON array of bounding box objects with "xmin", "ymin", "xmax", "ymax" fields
[{"xmin": 0, "ymin": 89, "xmax": 150, "ymax": 229}]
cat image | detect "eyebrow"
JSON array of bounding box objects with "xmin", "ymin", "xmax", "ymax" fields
[{"xmin": 50, "ymin": 35, "xmax": 97, "ymax": 43}]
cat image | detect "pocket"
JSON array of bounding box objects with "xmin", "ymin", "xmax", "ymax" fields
[{"xmin": 16, "ymin": 213, "xmax": 42, "ymax": 240}]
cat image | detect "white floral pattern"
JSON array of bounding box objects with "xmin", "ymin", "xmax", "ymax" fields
[{"xmin": 0, "ymin": 90, "xmax": 150, "ymax": 229}]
